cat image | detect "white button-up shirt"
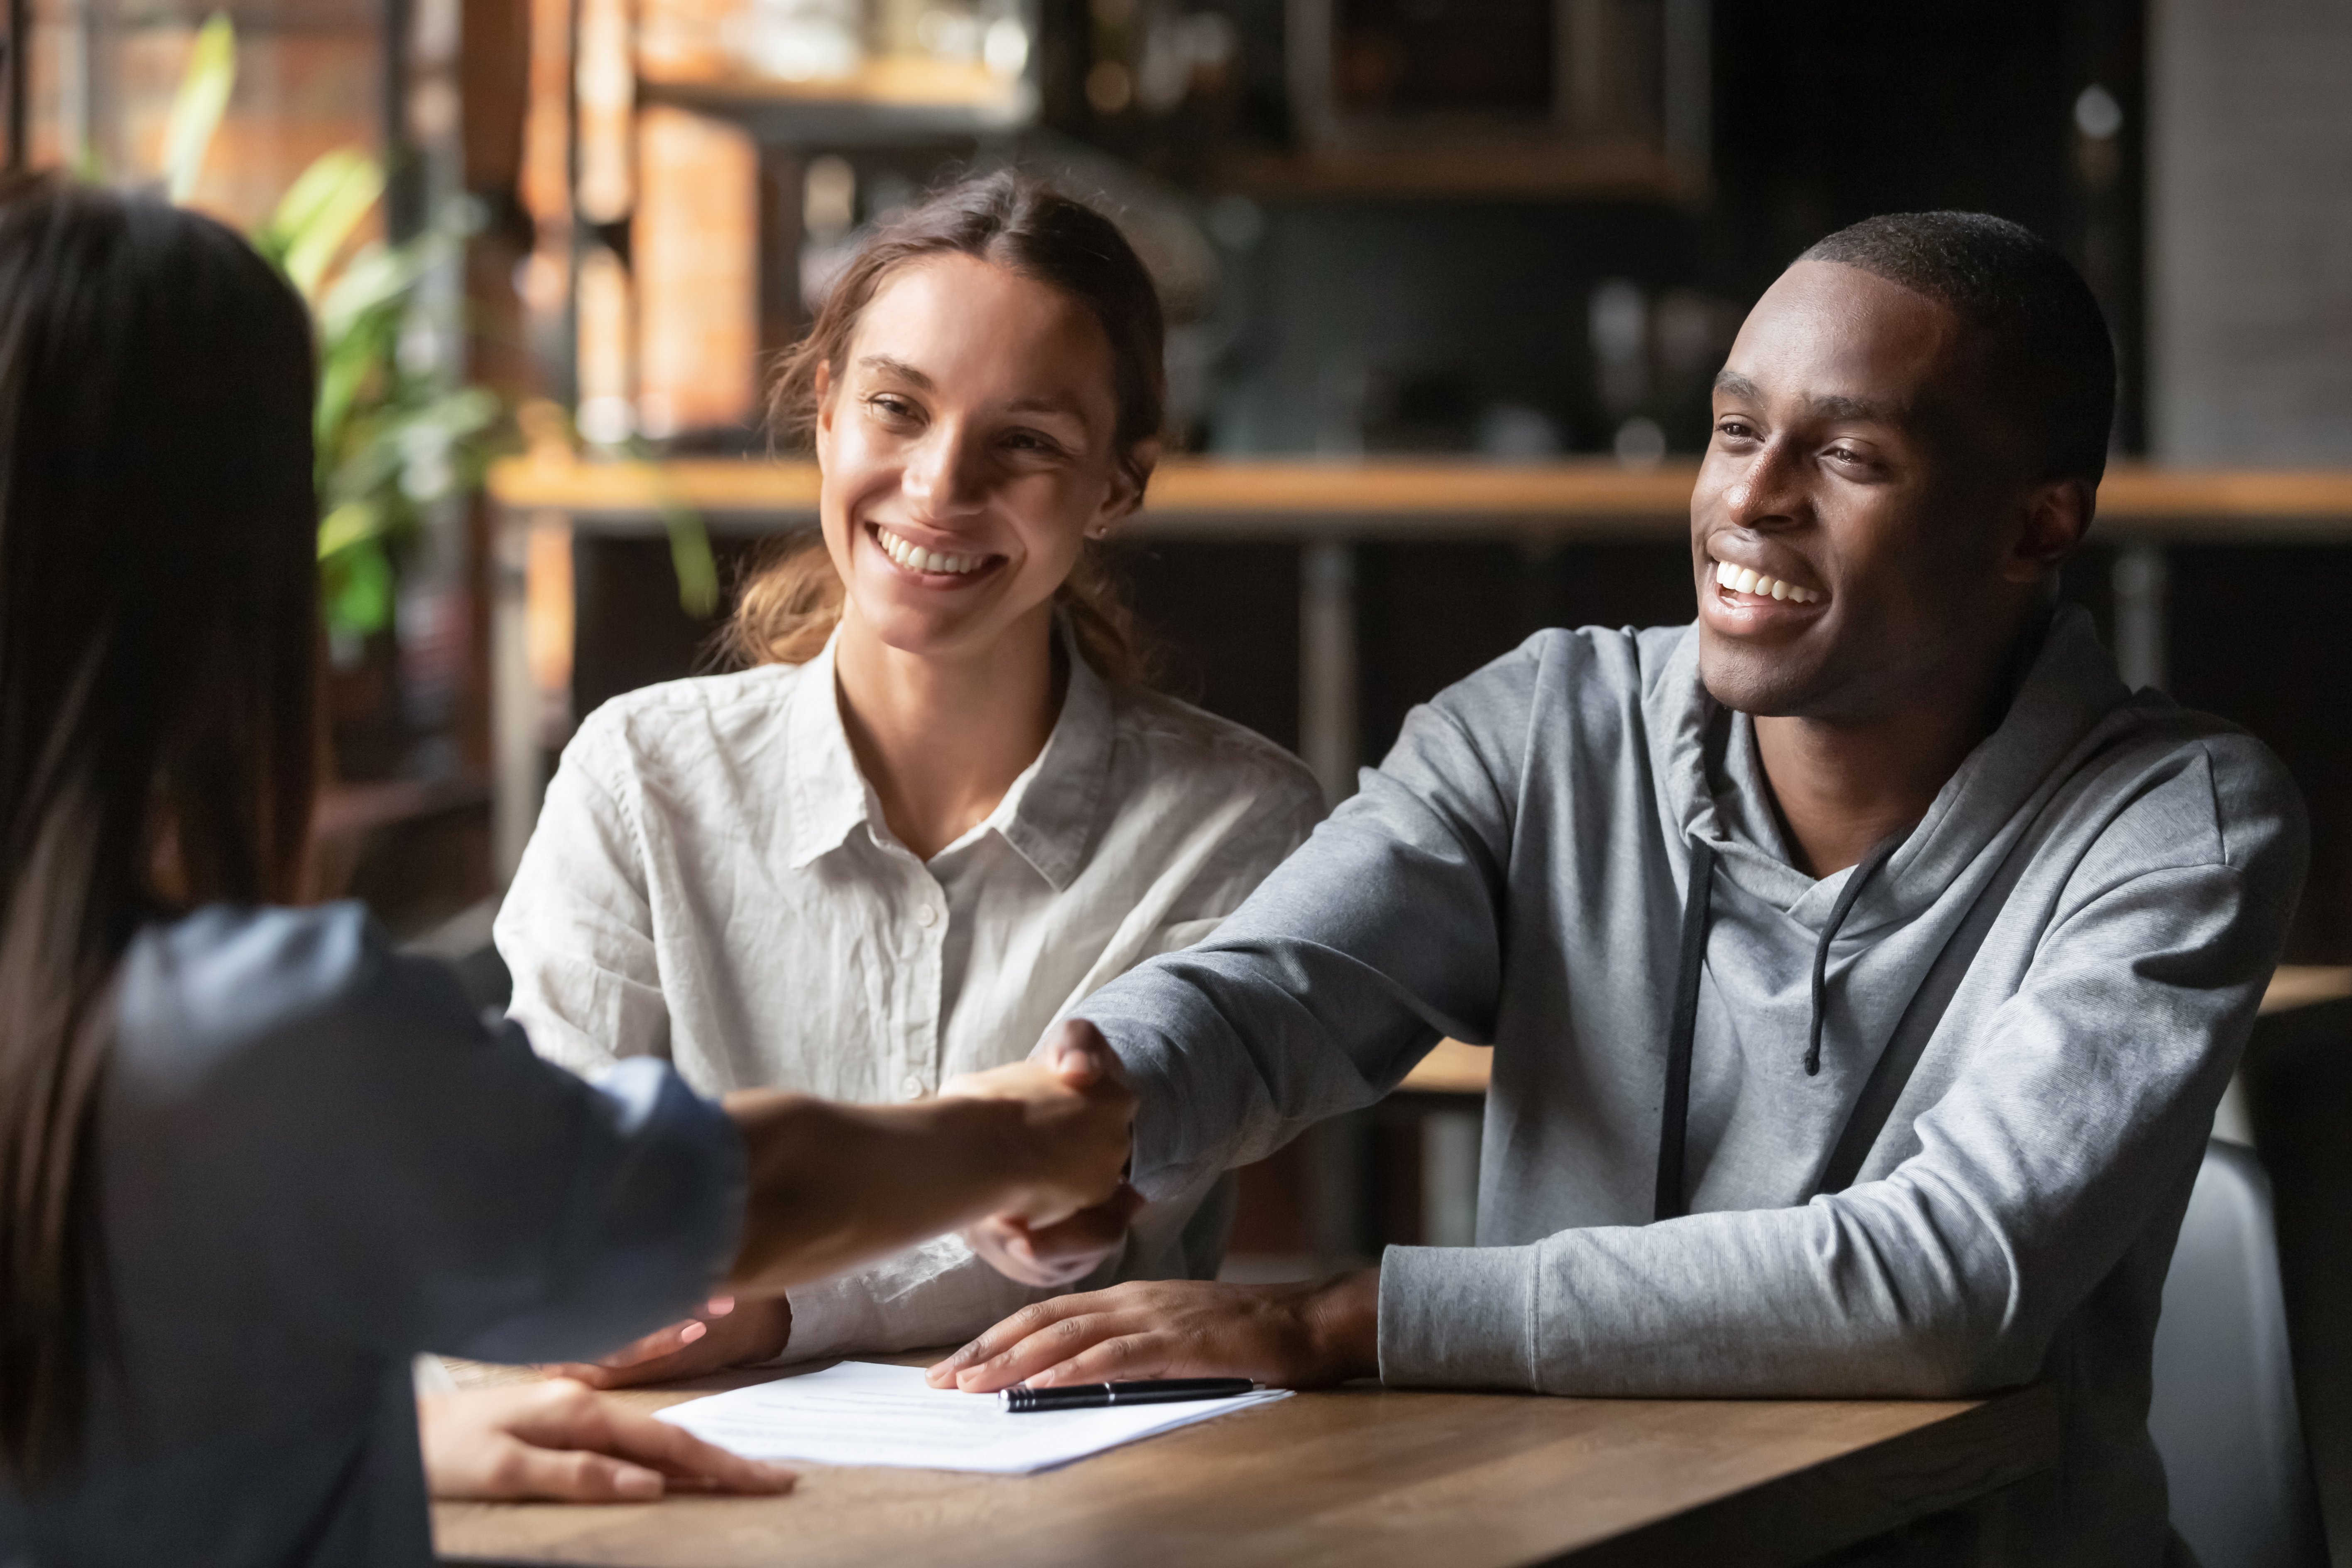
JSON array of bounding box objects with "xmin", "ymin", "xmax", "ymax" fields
[{"xmin": 496, "ymin": 629, "xmax": 1324, "ymax": 1358}]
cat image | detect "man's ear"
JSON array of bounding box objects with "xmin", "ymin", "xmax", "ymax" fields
[
  {"xmin": 2001, "ymin": 476, "xmax": 2095, "ymax": 585},
  {"xmin": 1092, "ymin": 437, "xmax": 1162, "ymax": 538}
]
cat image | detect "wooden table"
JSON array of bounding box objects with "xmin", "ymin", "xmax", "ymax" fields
[{"xmin": 434, "ymin": 1360, "xmax": 2059, "ymax": 1568}]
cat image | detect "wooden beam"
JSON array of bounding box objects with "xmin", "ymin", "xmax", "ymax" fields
[{"xmin": 487, "ymin": 456, "xmax": 2352, "ymax": 541}]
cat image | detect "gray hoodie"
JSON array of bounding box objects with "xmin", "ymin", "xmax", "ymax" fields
[{"xmin": 1077, "ymin": 604, "xmax": 2305, "ymax": 1566}]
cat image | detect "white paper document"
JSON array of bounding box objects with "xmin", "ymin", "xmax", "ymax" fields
[{"xmin": 656, "ymin": 1360, "xmax": 1291, "ymax": 1475}]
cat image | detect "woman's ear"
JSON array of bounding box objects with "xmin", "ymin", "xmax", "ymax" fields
[
  {"xmin": 1093, "ymin": 438, "xmax": 1163, "ymax": 538},
  {"xmin": 812, "ymin": 360, "xmax": 837, "ymax": 458}
]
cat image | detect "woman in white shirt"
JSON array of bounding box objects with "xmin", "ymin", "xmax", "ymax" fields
[{"xmin": 497, "ymin": 172, "xmax": 1324, "ymax": 1381}]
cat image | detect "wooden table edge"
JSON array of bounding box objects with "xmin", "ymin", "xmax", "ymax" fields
[
  {"xmin": 433, "ymin": 1376, "xmax": 2063, "ymax": 1568},
  {"xmin": 1560, "ymin": 1383, "xmax": 2064, "ymax": 1567}
]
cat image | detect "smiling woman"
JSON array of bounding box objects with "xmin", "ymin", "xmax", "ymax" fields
[
  {"xmin": 722, "ymin": 173, "xmax": 1165, "ymax": 687},
  {"xmin": 493, "ymin": 171, "xmax": 1325, "ymax": 1399}
]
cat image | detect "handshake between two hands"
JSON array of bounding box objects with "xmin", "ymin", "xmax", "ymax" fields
[
  {"xmin": 547, "ymin": 1020, "xmax": 1139, "ymax": 1392},
  {"xmin": 452, "ymin": 1023, "xmax": 1372, "ymax": 1504}
]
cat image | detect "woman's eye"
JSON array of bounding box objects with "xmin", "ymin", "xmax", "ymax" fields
[
  {"xmin": 1001, "ymin": 430, "xmax": 1064, "ymax": 457},
  {"xmin": 866, "ymin": 394, "xmax": 920, "ymax": 423}
]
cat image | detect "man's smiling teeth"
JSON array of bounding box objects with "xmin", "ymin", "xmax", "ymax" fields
[
  {"xmin": 876, "ymin": 526, "xmax": 985, "ymax": 576},
  {"xmin": 1714, "ymin": 558, "xmax": 1823, "ymax": 604}
]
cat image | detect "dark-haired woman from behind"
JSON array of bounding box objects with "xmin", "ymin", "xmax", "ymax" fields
[
  {"xmin": 495, "ymin": 172, "xmax": 1324, "ymax": 1386},
  {"xmin": 0, "ymin": 174, "xmax": 1131, "ymax": 1563}
]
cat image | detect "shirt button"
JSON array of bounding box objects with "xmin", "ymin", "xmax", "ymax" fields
[
  {"xmin": 900, "ymin": 1074, "xmax": 926, "ymax": 1100},
  {"xmin": 914, "ymin": 903, "xmax": 939, "ymax": 928}
]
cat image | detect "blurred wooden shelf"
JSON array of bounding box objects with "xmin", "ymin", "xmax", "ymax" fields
[
  {"xmin": 643, "ymin": 55, "xmax": 1018, "ymax": 108},
  {"xmin": 639, "ymin": 57, "xmax": 1031, "ymax": 137},
  {"xmin": 1399, "ymin": 1037, "xmax": 1493, "ymax": 1095},
  {"xmin": 488, "ymin": 455, "xmax": 2352, "ymax": 543},
  {"xmin": 2261, "ymin": 965, "xmax": 2352, "ymax": 1014}
]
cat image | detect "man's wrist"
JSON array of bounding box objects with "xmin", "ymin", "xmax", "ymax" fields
[{"xmin": 1301, "ymin": 1267, "xmax": 1382, "ymax": 1384}]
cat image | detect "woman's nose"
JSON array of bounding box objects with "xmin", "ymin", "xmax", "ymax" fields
[{"xmin": 902, "ymin": 426, "xmax": 987, "ymax": 519}]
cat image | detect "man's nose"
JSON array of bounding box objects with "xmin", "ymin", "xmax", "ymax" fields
[{"xmin": 1723, "ymin": 440, "xmax": 1804, "ymax": 530}]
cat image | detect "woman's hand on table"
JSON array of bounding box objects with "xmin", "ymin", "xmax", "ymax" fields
[
  {"xmin": 924, "ymin": 1268, "xmax": 1382, "ymax": 1393},
  {"xmin": 420, "ymin": 1379, "xmax": 795, "ymax": 1502},
  {"xmin": 542, "ymin": 1294, "xmax": 794, "ymax": 1390}
]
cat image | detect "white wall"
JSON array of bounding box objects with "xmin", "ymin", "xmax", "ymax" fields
[{"xmin": 2149, "ymin": 0, "xmax": 2352, "ymax": 464}]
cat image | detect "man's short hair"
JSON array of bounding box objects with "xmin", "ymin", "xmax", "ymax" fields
[{"xmin": 1801, "ymin": 213, "xmax": 2116, "ymax": 484}]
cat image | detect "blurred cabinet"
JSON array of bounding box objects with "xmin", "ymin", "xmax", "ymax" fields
[
  {"xmin": 1268, "ymin": 0, "xmax": 1708, "ymax": 198},
  {"xmin": 518, "ymin": 0, "xmax": 1042, "ymax": 447}
]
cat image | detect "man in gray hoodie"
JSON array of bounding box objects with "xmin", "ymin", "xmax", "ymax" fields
[{"xmin": 932, "ymin": 213, "xmax": 2307, "ymax": 1564}]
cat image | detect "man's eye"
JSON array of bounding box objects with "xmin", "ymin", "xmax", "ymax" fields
[{"xmin": 1715, "ymin": 419, "xmax": 1757, "ymax": 440}]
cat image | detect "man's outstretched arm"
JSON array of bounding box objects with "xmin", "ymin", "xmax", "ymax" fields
[
  {"xmin": 941, "ymin": 747, "xmax": 2305, "ymax": 1399},
  {"xmin": 1077, "ymin": 657, "xmax": 1536, "ymax": 1203}
]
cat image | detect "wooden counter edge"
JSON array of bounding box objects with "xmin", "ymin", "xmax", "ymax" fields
[
  {"xmin": 1398, "ymin": 968, "xmax": 2352, "ymax": 1097},
  {"xmin": 1569, "ymin": 1383, "xmax": 2064, "ymax": 1568},
  {"xmin": 485, "ymin": 457, "xmax": 2352, "ymax": 526}
]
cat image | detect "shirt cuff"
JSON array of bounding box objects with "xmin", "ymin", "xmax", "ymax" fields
[{"xmin": 1377, "ymin": 1243, "xmax": 1539, "ymax": 1389}]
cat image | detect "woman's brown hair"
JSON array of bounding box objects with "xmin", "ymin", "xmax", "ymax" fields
[
  {"xmin": 719, "ymin": 170, "xmax": 1162, "ymax": 682},
  {"xmin": 0, "ymin": 176, "xmax": 319, "ymax": 1481}
]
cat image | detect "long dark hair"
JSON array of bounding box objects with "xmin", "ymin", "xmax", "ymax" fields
[
  {"xmin": 0, "ymin": 175, "xmax": 320, "ymax": 1481},
  {"xmin": 720, "ymin": 170, "xmax": 1164, "ymax": 682}
]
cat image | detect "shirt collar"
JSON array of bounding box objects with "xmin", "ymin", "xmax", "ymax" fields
[
  {"xmin": 783, "ymin": 629, "xmax": 878, "ymax": 871},
  {"xmin": 992, "ymin": 621, "xmax": 1116, "ymax": 892},
  {"xmin": 781, "ymin": 619, "xmax": 1117, "ymax": 889}
]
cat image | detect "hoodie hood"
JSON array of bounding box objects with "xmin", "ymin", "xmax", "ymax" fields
[
  {"xmin": 1637, "ymin": 604, "xmax": 2142, "ymax": 1209},
  {"xmin": 1649, "ymin": 603, "xmax": 2137, "ymax": 934}
]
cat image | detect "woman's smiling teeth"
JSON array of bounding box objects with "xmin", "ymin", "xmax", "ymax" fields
[
  {"xmin": 876, "ymin": 525, "xmax": 988, "ymax": 576},
  {"xmin": 1713, "ymin": 558, "xmax": 1823, "ymax": 604}
]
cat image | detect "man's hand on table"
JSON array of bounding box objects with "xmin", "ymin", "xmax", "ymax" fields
[
  {"xmin": 420, "ymin": 1379, "xmax": 795, "ymax": 1502},
  {"xmin": 542, "ymin": 1294, "xmax": 794, "ymax": 1389},
  {"xmin": 924, "ymin": 1267, "xmax": 1382, "ymax": 1393}
]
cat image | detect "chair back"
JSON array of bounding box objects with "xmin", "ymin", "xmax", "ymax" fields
[{"xmin": 2150, "ymin": 1139, "xmax": 2328, "ymax": 1568}]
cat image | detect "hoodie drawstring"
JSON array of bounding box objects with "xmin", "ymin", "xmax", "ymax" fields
[
  {"xmin": 1655, "ymin": 831, "xmax": 1904, "ymax": 1222},
  {"xmin": 1653, "ymin": 838, "xmax": 1715, "ymax": 1223},
  {"xmin": 1804, "ymin": 834, "xmax": 1903, "ymax": 1076}
]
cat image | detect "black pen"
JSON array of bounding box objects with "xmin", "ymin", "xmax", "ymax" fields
[{"xmin": 1000, "ymin": 1378, "xmax": 1256, "ymax": 1413}]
